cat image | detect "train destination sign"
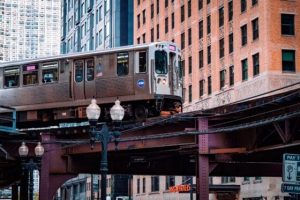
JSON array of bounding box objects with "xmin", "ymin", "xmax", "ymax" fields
[
  {"xmin": 283, "ymin": 153, "xmax": 300, "ymax": 182},
  {"xmin": 281, "ymin": 183, "xmax": 300, "ymax": 194}
]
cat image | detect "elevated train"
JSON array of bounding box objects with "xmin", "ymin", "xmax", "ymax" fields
[{"xmin": 0, "ymin": 42, "xmax": 182, "ymax": 127}]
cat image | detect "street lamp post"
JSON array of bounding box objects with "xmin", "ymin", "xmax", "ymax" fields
[
  {"xmin": 86, "ymin": 98, "xmax": 124, "ymax": 200},
  {"xmin": 18, "ymin": 142, "xmax": 44, "ymax": 200}
]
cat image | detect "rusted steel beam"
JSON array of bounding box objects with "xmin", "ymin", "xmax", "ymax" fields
[{"xmin": 208, "ymin": 147, "xmax": 247, "ymax": 154}]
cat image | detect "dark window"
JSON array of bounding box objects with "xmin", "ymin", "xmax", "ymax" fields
[
  {"xmin": 155, "ymin": 50, "xmax": 168, "ymax": 74},
  {"xmin": 117, "ymin": 52, "xmax": 129, "ymax": 76},
  {"xmin": 198, "ymin": 0, "xmax": 203, "ymax": 10},
  {"xmin": 151, "ymin": 28, "xmax": 154, "ymax": 42},
  {"xmin": 151, "ymin": 176, "xmax": 159, "ymax": 192},
  {"xmin": 199, "ymin": 50, "xmax": 203, "ymax": 68},
  {"xmin": 282, "ymin": 50, "xmax": 295, "ymax": 72},
  {"xmin": 165, "ymin": 0, "xmax": 168, "ymax": 8},
  {"xmin": 207, "ymin": 15, "xmax": 211, "ymax": 34},
  {"xmin": 219, "ymin": 7, "xmax": 224, "ymax": 27},
  {"xmin": 138, "ymin": 0, "xmax": 140, "ymax": 5},
  {"xmin": 86, "ymin": 60, "xmax": 94, "ymax": 81},
  {"xmin": 142, "ymin": 33, "xmax": 145, "ymax": 43},
  {"xmin": 220, "ymin": 70, "xmax": 225, "ymax": 89},
  {"xmin": 142, "ymin": 178, "xmax": 146, "ymax": 193},
  {"xmin": 241, "ymin": 0, "xmax": 247, "ymax": 13},
  {"xmin": 181, "ymin": 5, "xmax": 185, "ymax": 22},
  {"xmin": 219, "ymin": 38, "xmax": 224, "ymax": 58},
  {"xmin": 208, "ymin": 76, "xmax": 212, "ymax": 95},
  {"xmin": 255, "ymin": 177, "xmax": 262, "ymax": 181},
  {"xmin": 281, "ymin": 14, "xmax": 295, "ymax": 35},
  {"xmin": 242, "ymin": 58, "xmax": 248, "ymax": 81},
  {"xmin": 253, "ymin": 53, "xmax": 259, "ymax": 76},
  {"xmin": 142, "ymin": 10, "xmax": 146, "ymax": 24},
  {"xmin": 137, "ymin": 37, "xmax": 140, "ymax": 44},
  {"xmin": 137, "ymin": 14, "xmax": 140, "ymax": 28},
  {"xmin": 221, "ymin": 177, "xmax": 236, "ymax": 183},
  {"xmin": 229, "ymin": 33, "xmax": 234, "ymax": 53},
  {"xmin": 182, "ymin": 59, "xmax": 185, "ymax": 77},
  {"xmin": 252, "ymin": 0, "xmax": 258, "ymax": 6},
  {"xmin": 165, "ymin": 176, "xmax": 175, "ymax": 189},
  {"xmin": 188, "ymin": 28, "xmax": 192, "ymax": 45},
  {"xmin": 137, "ymin": 179, "xmax": 140, "ymax": 194},
  {"xmin": 188, "ymin": 0, "xmax": 191, "ymax": 17},
  {"xmin": 165, "ymin": 17, "xmax": 168, "ymax": 33},
  {"xmin": 74, "ymin": 61, "xmax": 83, "ymax": 82},
  {"xmin": 151, "ymin": 4, "xmax": 154, "ymax": 18},
  {"xmin": 229, "ymin": 65, "xmax": 234, "ymax": 86},
  {"xmin": 199, "ymin": 80, "xmax": 204, "ymax": 97},
  {"xmin": 188, "ymin": 85, "xmax": 192, "ymax": 102},
  {"xmin": 182, "ymin": 176, "xmax": 192, "ymax": 184},
  {"xmin": 252, "ymin": 18, "xmax": 259, "ymax": 40},
  {"xmin": 42, "ymin": 62, "xmax": 59, "ymax": 83},
  {"xmin": 156, "ymin": 0, "xmax": 159, "ymax": 14},
  {"xmin": 157, "ymin": 24, "xmax": 159, "ymax": 39},
  {"xmin": 139, "ymin": 51, "xmax": 147, "ymax": 73},
  {"xmin": 171, "ymin": 13, "xmax": 175, "ymax": 29},
  {"xmin": 199, "ymin": 20, "xmax": 203, "ymax": 39},
  {"xmin": 181, "ymin": 32, "xmax": 185, "ymax": 49},
  {"xmin": 4, "ymin": 68, "xmax": 20, "ymax": 88},
  {"xmin": 241, "ymin": 24, "xmax": 247, "ymax": 46},
  {"xmin": 207, "ymin": 0, "xmax": 210, "ymax": 4},
  {"xmin": 244, "ymin": 177, "xmax": 250, "ymax": 181},
  {"xmin": 228, "ymin": 1, "xmax": 233, "ymax": 21},
  {"xmin": 207, "ymin": 45, "xmax": 211, "ymax": 64},
  {"xmin": 188, "ymin": 56, "xmax": 192, "ymax": 74}
]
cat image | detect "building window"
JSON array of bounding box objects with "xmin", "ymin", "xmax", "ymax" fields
[
  {"xmin": 188, "ymin": 0, "xmax": 192, "ymax": 17},
  {"xmin": 199, "ymin": 80, "xmax": 204, "ymax": 97},
  {"xmin": 219, "ymin": 7, "xmax": 224, "ymax": 27},
  {"xmin": 142, "ymin": 33, "xmax": 146, "ymax": 43},
  {"xmin": 138, "ymin": 0, "xmax": 140, "ymax": 5},
  {"xmin": 199, "ymin": 0, "xmax": 203, "ymax": 10},
  {"xmin": 137, "ymin": 14, "xmax": 140, "ymax": 28},
  {"xmin": 137, "ymin": 178, "xmax": 140, "ymax": 194},
  {"xmin": 207, "ymin": 45, "xmax": 211, "ymax": 64},
  {"xmin": 207, "ymin": 0, "xmax": 210, "ymax": 4},
  {"xmin": 142, "ymin": 10, "xmax": 146, "ymax": 24},
  {"xmin": 199, "ymin": 50, "xmax": 203, "ymax": 68},
  {"xmin": 188, "ymin": 56, "xmax": 192, "ymax": 74},
  {"xmin": 229, "ymin": 66, "xmax": 234, "ymax": 86},
  {"xmin": 171, "ymin": 13, "xmax": 175, "ymax": 29},
  {"xmin": 188, "ymin": 85, "xmax": 192, "ymax": 102},
  {"xmin": 220, "ymin": 70, "xmax": 225, "ymax": 89},
  {"xmin": 228, "ymin": 1, "xmax": 233, "ymax": 21},
  {"xmin": 282, "ymin": 50, "xmax": 295, "ymax": 72},
  {"xmin": 281, "ymin": 14, "xmax": 295, "ymax": 35},
  {"xmin": 241, "ymin": 0, "xmax": 247, "ymax": 13},
  {"xmin": 165, "ymin": 176, "xmax": 175, "ymax": 190},
  {"xmin": 241, "ymin": 24, "xmax": 247, "ymax": 46},
  {"xmin": 252, "ymin": 0, "xmax": 258, "ymax": 6},
  {"xmin": 151, "ymin": 28, "xmax": 154, "ymax": 42},
  {"xmin": 137, "ymin": 37, "xmax": 140, "ymax": 44},
  {"xmin": 229, "ymin": 33, "xmax": 234, "ymax": 53},
  {"xmin": 142, "ymin": 178, "xmax": 146, "ymax": 193},
  {"xmin": 244, "ymin": 177, "xmax": 250, "ymax": 181},
  {"xmin": 165, "ymin": 0, "xmax": 168, "ymax": 8},
  {"xmin": 199, "ymin": 20, "xmax": 203, "ymax": 39},
  {"xmin": 242, "ymin": 58, "xmax": 248, "ymax": 81},
  {"xmin": 207, "ymin": 15, "xmax": 211, "ymax": 34},
  {"xmin": 156, "ymin": 0, "xmax": 159, "ymax": 14},
  {"xmin": 151, "ymin": 176, "xmax": 159, "ymax": 192},
  {"xmin": 253, "ymin": 53, "xmax": 259, "ymax": 76},
  {"xmin": 182, "ymin": 59, "xmax": 185, "ymax": 77},
  {"xmin": 221, "ymin": 177, "xmax": 236, "ymax": 183},
  {"xmin": 188, "ymin": 28, "xmax": 192, "ymax": 45},
  {"xmin": 181, "ymin": 5, "xmax": 185, "ymax": 22},
  {"xmin": 208, "ymin": 76, "xmax": 212, "ymax": 95},
  {"xmin": 181, "ymin": 32, "xmax": 185, "ymax": 49},
  {"xmin": 219, "ymin": 38, "xmax": 224, "ymax": 58},
  {"xmin": 165, "ymin": 17, "xmax": 168, "ymax": 33},
  {"xmin": 157, "ymin": 24, "xmax": 159, "ymax": 39},
  {"xmin": 151, "ymin": 4, "xmax": 154, "ymax": 19},
  {"xmin": 252, "ymin": 18, "xmax": 259, "ymax": 40}
]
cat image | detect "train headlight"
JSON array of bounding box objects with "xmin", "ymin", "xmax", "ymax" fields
[{"xmin": 162, "ymin": 79, "xmax": 167, "ymax": 85}]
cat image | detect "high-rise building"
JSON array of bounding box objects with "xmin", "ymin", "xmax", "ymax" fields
[
  {"xmin": 0, "ymin": 0, "xmax": 61, "ymax": 62},
  {"xmin": 135, "ymin": 0, "xmax": 300, "ymax": 111},
  {"xmin": 61, "ymin": 0, "xmax": 133, "ymax": 54}
]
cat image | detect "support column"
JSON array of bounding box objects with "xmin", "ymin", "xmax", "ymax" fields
[
  {"xmin": 11, "ymin": 184, "xmax": 18, "ymax": 200},
  {"xmin": 39, "ymin": 133, "xmax": 51, "ymax": 200},
  {"xmin": 196, "ymin": 118, "xmax": 209, "ymax": 200}
]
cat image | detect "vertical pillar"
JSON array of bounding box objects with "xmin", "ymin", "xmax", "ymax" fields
[
  {"xmin": 196, "ymin": 118, "xmax": 209, "ymax": 200},
  {"xmin": 11, "ymin": 184, "xmax": 18, "ymax": 200},
  {"xmin": 39, "ymin": 133, "xmax": 51, "ymax": 200},
  {"xmin": 20, "ymin": 172, "xmax": 28, "ymax": 200}
]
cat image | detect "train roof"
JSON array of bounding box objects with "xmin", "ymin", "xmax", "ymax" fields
[{"xmin": 0, "ymin": 41, "xmax": 179, "ymax": 68}]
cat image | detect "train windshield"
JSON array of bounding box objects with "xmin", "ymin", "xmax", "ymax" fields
[{"xmin": 155, "ymin": 50, "xmax": 168, "ymax": 74}]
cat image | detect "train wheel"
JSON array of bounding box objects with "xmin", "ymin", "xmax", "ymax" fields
[{"xmin": 134, "ymin": 105, "xmax": 148, "ymax": 121}]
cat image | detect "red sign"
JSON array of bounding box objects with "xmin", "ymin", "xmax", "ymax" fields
[{"xmin": 169, "ymin": 184, "xmax": 191, "ymax": 192}]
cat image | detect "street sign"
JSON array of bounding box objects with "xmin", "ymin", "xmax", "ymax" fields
[
  {"xmin": 281, "ymin": 183, "xmax": 300, "ymax": 194},
  {"xmin": 283, "ymin": 154, "xmax": 300, "ymax": 182}
]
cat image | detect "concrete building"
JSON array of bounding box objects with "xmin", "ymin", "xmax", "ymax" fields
[
  {"xmin": 0, "ymin": 0, "xmax": 60, "ymax": 62},
  {"xmin": 60, "ymin": 0, "xmax": 133, "ymax": 54}
]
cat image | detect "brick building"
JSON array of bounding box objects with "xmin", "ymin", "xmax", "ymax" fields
[{"xmin": 134, "ymin": 0, "xmax": 300, "ymax": 111}]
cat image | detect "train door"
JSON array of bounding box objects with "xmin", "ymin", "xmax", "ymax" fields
[
  {"xmin": 153, "ymin": 50, "xmax": 170, "ymax": 95},
  {"xmin": 73, "ymin": 59, "xmax": 95, "ymax": 100}
]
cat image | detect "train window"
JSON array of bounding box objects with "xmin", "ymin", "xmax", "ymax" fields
[
  {"xmin": 139, "ymin": 51, "xmax": 147, "ymax": 73},
  {"xmin": 42, "ymin": 62, "xmax": 58, "ymax": 83},
  {"xmin": 4, "ymin": 68, "xmax": 20, "ymax": 88},
  {"xmin": 117, "ymin": 52, "xmax": 129, "ymax": 76},
  {"xmin": 23, "ymin": 64, "xmax": 39, "ymax": 85},
  {"xmin": 86, "ymin": 60, "xmax": 94, "ymax": 81},
  {"xmin": 74, "ymin": 61, "xmax": 84, "ymax": 82},
  {"xmin": 155, "ymin": 50, "xmax": 168, "ymax": 74}
]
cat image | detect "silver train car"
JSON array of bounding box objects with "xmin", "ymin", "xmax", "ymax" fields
[{"xmin": 0, "ymin": 42, "xmax": 182, "ymax": 126}]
